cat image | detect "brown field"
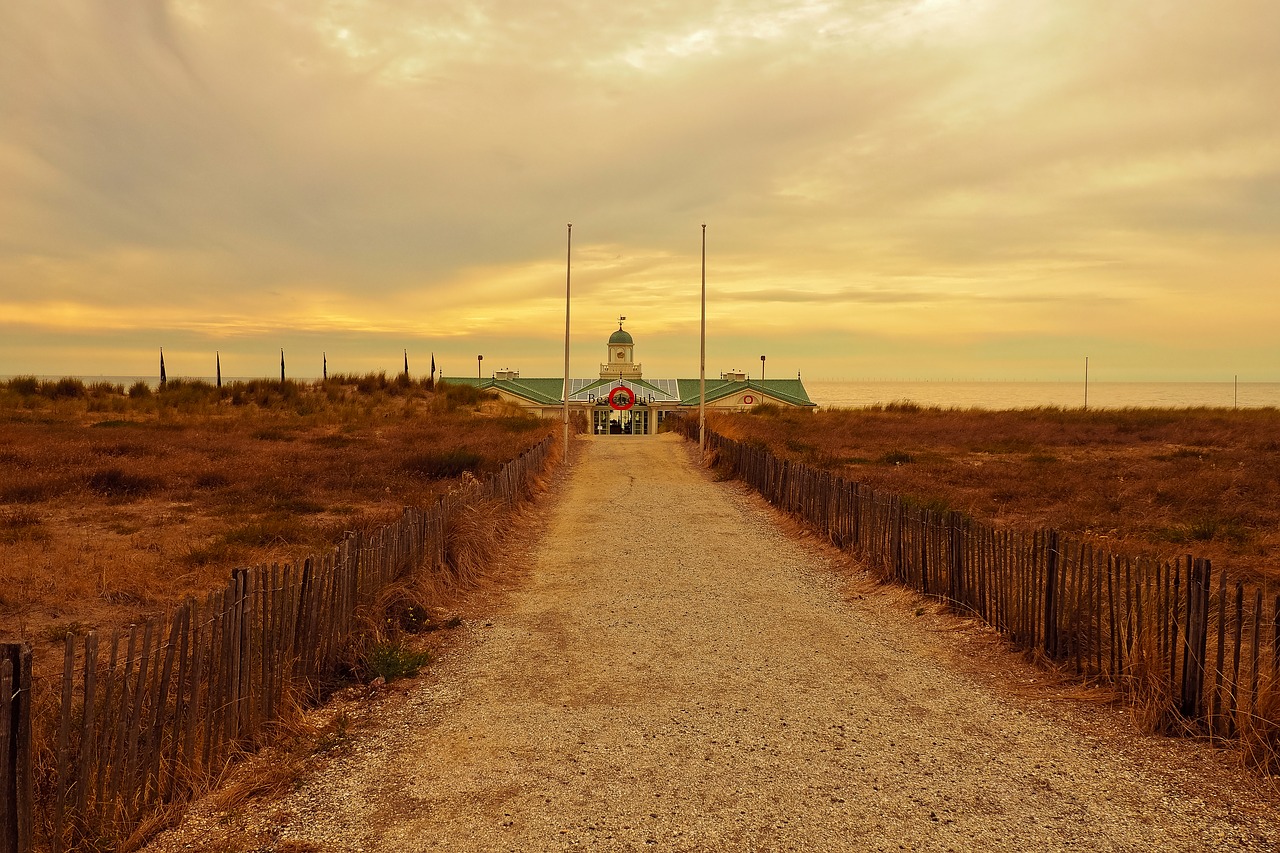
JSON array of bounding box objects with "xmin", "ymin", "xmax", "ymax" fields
[
  {"xmin": 0, "ymin": 376, "xmax": 557, "ymax": 654},
  {"xmin": 710, "ymin": 403, "xmax": 1280, "ymax": 583}
]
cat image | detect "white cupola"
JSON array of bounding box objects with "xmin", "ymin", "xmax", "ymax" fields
[{"xmin": 599, "ymin": 316, "xmax": 643, "ymax": 379}]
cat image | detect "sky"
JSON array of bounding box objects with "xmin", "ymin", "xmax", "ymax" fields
[{"xmin": 2, "ymin": 1, "xmax": 1278, "ymax": 383}]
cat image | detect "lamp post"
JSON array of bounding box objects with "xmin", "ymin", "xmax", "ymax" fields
[
  {"xmin": 760, "ymin": 354, "xmax": 766, "ymax": 381},
  {"xmin": 477, "ymin": 354, "xmax": 483, "ymax": 379}
]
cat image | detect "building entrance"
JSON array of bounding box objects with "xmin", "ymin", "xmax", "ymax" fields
[{"xmin": 593, "ymin": 405, "xmax": 649, "ymax": 435}]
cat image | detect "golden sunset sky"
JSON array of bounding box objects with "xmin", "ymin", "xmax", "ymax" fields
[{"xmin": 2, "ymin": 1, "xmax": 1277, "ymax": 381}]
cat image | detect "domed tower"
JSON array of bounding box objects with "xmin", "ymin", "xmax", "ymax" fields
[{"xmin": 600, "ymin": 316, "xmax": 642, "ymax": 379}]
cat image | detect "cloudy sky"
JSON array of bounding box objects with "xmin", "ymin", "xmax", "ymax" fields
[{"xmin": 2, "ymin": 1, "xmax": 1277, "ymax": 382}]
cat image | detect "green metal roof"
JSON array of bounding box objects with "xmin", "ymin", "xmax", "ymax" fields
[
  {"xmin": 442, "ymin": 376, "xmax": 815, "ymax": 407},
  {"xmin": 571, "ymin": 376, "xmax": 678, "ymax": 401},
  {"xmin": 608, "ymin": 328, "xmax": 633, "ymax": 345},
  {"xmin": 442, "ymin": 377, "xmax": 565, "ymax": 406},
  {"xmin": 676, "ymin": 378, "xmax": 816, "ymax": 407}
]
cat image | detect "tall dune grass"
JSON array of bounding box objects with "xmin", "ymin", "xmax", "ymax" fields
[
  {"xmin": 712, "ymin": 404, "xmax": 1280, "ymax": 583},
  {"xmin": 0, "ymin": 375, "xmax": 545, "ymax": 655}
]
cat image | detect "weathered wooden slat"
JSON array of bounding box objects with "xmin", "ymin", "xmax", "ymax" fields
[
  {"xmin": 121, "ymin": 619, "xmax": 156, "ymax": 821},
  {"xmin": 1071, "ymin": 543, "xmax": 1083, "ymax": 675},
  {"xmin": 105, "ymin": 624, "xmax": 139, "ymax": 824},
  {"xmin": 182, "ymin": 597, "xmax": 207, "ymax": 788},
  {"xmin": 1195, "ymin": 560, "xmax": 1211, "ymax": 723},
  {"xmin": 1179, "ymin": 557, "xmax": 1195, "ymax": 714},
  {"xmin": 91, "ymin": 629, "xmax": 122, "ymax": 835},
  {"xmin": 1211, "ymin": 570, "xmax": 1227, "ymax": 739},
  {"xmin": 141, "ymin": 609, "xmax": 183, "ymax": 811},
  {"xmin": 51, "ymin": 633, "xmax": 76, "ymax": 852},
  {"xmin": 1272, "ymin": 594, "xmax": 1280, "ymax": 686},
  {"xmin": 1169, "ymin": 562, "xmax": 1181, "ymax": 699},
  {"xmin": 0, "ymin": 655, "xmax": 14, "ymax": 853},
  {"xmin": 1092, "ymin": 548, "xmax": 1103, "ymax": 677},
  {"xmin": 1044, "ymin": 530, "xmax": 1058, "ymax": 658},
  {"xmin": 203, "ymin": 590, "xmax": 226, "ymax": 773},
  {"xmin": 1121, "ymin": 557, "xmax": 1133, "ymax": 676},
  {"xmin": 164, "ymin": 603, "xmax": 192, "ymax": 804},
  {"xmin": 1249, "ymin": 587, "xmax": 1263, "ymax": 719},
  {"xmin": 264, "ymin": 564, "xmax": 280, "ymax": 726},
  {"xmin": 1229, "ymin": 582, "xmax": 1245, "ymax": 736},
  {"xmin": 230, "ymin": 569, "xmax": 247, "ymax": 744},
  {"xmin": 74, "ymin": 631, "xmax": 99, "ymax": 834}
]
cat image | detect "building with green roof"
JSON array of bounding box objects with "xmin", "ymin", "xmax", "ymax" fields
[{"xmin": 443, "ymin": 318, "xmax": 814, "ymax": 435}]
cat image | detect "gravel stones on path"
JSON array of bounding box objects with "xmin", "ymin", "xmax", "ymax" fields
[{"xmin": 146, "ymin": 434, "xmax": 1280, "ymax": 852}]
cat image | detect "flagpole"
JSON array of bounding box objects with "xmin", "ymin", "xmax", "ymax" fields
[
  {"xmin": 699, "ymin": 223, "xmax": 706, "ymax": 462},
  {"xmin": 1084, "ymin": 356, "xmax": 1089, "ymax": 411},
  {"xmin": 563, "ymin": 223, "xmax": 572, "ymax": 455}
]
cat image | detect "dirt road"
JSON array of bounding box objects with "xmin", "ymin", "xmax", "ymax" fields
[{"xmin": 148, "ymin": 434, "xmax": 1279, "ymax": 851}]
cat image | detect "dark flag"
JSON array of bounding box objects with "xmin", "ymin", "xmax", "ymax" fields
[
  {"xmin": 159, "ymin": 347, "xmax": 167, "ymax": 387},
  {"xmin": 404, "ymin": 349, "xmax": 409, "ymax": 378},
  {"xmin": 216, "ymin": 352, "xmax": 222, "ymax": 388},
  {"xmin": 429, "ymin": 352, "xmax": 436, "ymax": 389},
  {"xmin": 323, "ymin": 352, "xmax": 328, "ymax": 380},
  {"xmin": 280, "ymin": 349, "xmax": 285, "ymax": 382}
]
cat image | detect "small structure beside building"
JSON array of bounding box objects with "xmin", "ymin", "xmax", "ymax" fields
[{"xmin": 443, "ymin": 319, "xmax": 815, "ymax": 435}]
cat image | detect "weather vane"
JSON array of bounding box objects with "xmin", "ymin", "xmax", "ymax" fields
[{"xmin": 619, "ymin": 315, "xmax": 626, "ymax": 328}]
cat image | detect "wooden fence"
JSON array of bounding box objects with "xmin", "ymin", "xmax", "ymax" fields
[
  {"xmin": 2, "ymin": 435, "xmax": 553, "ymax": 853},
  {"xmin": 697, "ymin": 426, "xmax": 1280, "ymax": 743}
]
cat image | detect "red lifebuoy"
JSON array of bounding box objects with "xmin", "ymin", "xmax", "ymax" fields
[
  {"xmin": 608, "ymin": 386, "xmax": 635, "ymax": 410},
  {"xmin": 743, "ymin": 394, "xmax": 755, "ymax": 405}
]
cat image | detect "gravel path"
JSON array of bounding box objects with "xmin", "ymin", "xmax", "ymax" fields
[{"xmin": 146, "ymin": 434, "xmax": 1280, "ymax": 852}]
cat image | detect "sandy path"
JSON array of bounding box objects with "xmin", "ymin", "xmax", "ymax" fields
[{"xmin": 148, "ymin": 434, "xmax": 1279, "ymax": 851}]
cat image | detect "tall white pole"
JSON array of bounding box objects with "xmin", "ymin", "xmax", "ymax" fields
[
  {"xmin": 563, "ymin": 223, "xmax": 572, "ymax": 455},
  {"xmin": 699, "ymin": 223, "xmax": 706, "ymax": 460}
]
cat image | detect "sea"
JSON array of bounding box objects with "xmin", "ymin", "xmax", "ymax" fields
[
  {"xmin": 803, "ymin": 380, "xmax": 1280, "ymax": 411},
  {"xmin": 5, "ymin": 375, "xmax": 1280, "ymax": 411}
]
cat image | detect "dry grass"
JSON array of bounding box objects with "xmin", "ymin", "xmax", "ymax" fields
[
  {"xmin": 709, "ymin": 404, "xmax": 1280, "ymax": 772},
  {"xmin": 3, "ymin": 376, "xmax": 558, "ymax": 849},
  {"xmin": 1240, "ymin": 691, "xmax": 1280, "ymax": 775},
  {"xmin": 714, "ymin": 404, "xmax": 1280, "ymax": 582},
  {"xmin": 0, "ymin": 376, "xmax": 556, "ymax": 659}
]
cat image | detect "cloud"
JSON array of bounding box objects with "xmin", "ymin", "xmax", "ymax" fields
[
  {"xmin": 719, "ymin": 285, "xmax": 1131, "ymax": 305},
  {"xmin": 1, "ymin": 0, "xmax": 1278, "ymax": 379}
]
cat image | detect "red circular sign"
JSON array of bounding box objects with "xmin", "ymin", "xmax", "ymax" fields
[
  {"xmin": 608, "ymin": 386, "xmax": 635, "ymax": 410},
  {"xmin": 743, "ymin": 394, "xmax": 755, "ymax": 405}
]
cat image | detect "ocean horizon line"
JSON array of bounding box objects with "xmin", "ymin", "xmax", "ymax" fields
[{"xmin": 3, "ymin": 374, "xmax": 1279, "ymax": 410}]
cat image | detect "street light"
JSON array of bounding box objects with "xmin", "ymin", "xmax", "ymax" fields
[
  {"xmin": 760, "ymin": 355, "xmax": 766, "ymax": 380},
  {"xmin": 477, "ymin": 354, "xmax": 483, "ymax": 379}
]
